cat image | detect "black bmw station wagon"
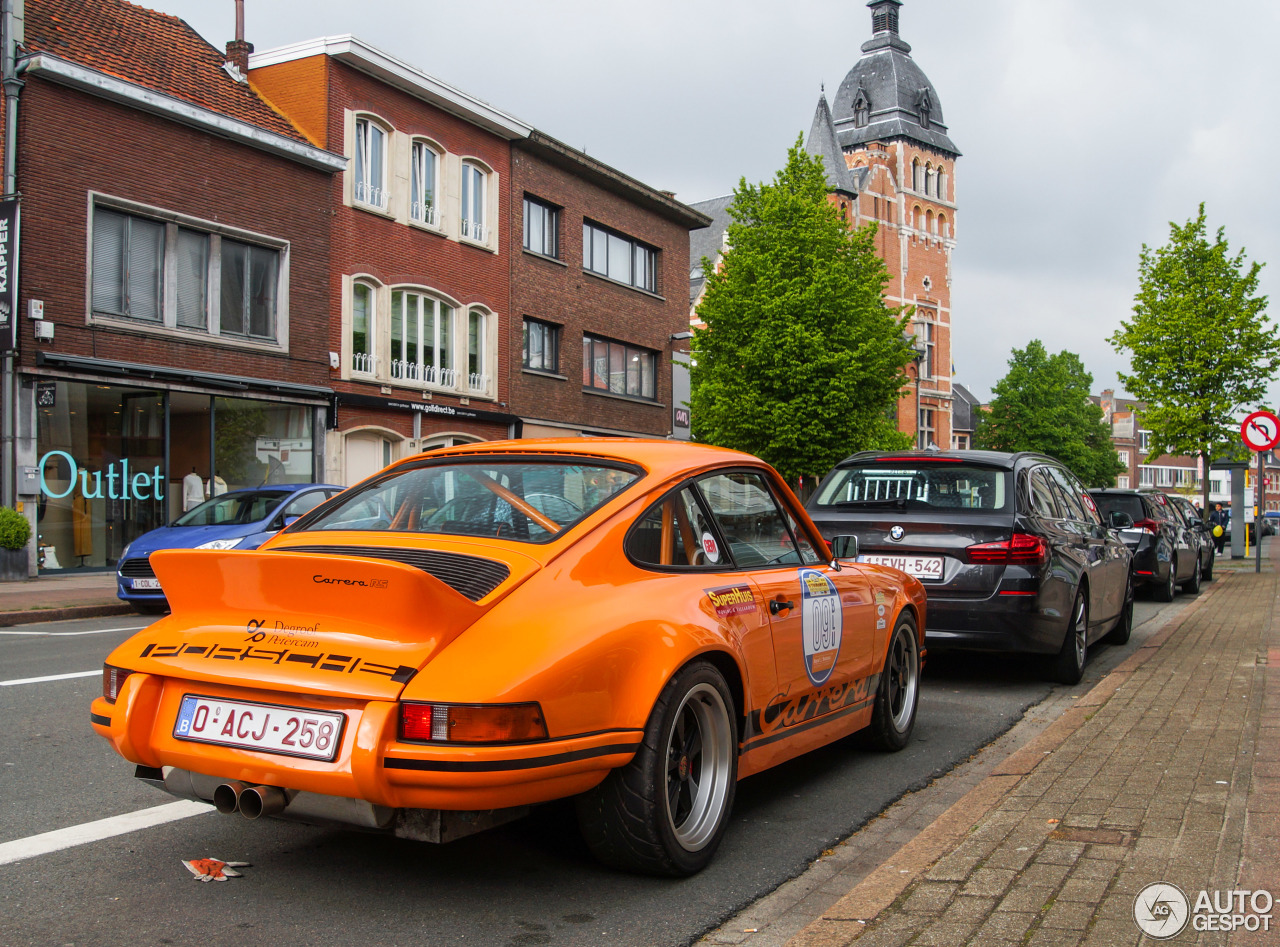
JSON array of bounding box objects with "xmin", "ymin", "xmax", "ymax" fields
[{"xmin": 806, "ymin": 451, "xmax": 1133, "ymax": 684}]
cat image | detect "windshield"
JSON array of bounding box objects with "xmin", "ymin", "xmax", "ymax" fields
[
  {"xmin": 814, "ymin": 463, "xmax": 1012, "ymax": 513},
  {"xmin": 294, "ymin": 460, "xmax": 641, "ymax": 543},
  {"xmin": 173, "ymin": 490, "xmax": 291, "ymax": 527}
]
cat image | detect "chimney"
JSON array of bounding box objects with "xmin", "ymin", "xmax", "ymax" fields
[
  {"xmin": 1100, "ymin": 388, "xmax": 1114, "ymax": 422},
  {"xmin": 224, "ymin": 0, "xmax": 253, "ymax": 81}
]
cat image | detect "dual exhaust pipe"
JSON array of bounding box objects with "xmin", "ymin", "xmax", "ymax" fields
[{"xmin": 212, "ymin": 781, "xmax": 289, "ymax": 819}]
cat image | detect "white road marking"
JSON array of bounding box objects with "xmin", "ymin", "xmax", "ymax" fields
[
  {"xmin": 0, "ymin": 625, "xmax": 146, "ymax": 637},
  {"xmin": 0, "ymin": 800, "xmax": 213, "ymax": 866},
  {"xmin": 0, "ymin": 670, "xmax": 100, "ymax": 687}
]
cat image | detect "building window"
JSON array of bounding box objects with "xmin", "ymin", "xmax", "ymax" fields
[
  {"xmin": 582, "ymin": 334, "xmax": 657, "ymax": 399},
  {"xmin": 915, "ymin": 320, "xmax": 935, "ymax": 379},
  {"xmin": 1117, "ymin": 449, "xmax": 1130, "ymax": 467},
  {"xmin": 1138, "ymin": 430, "xmax": 1151, "ymax": 452},
  {"xmin": 939, "ymin": 214, "xmax": 950, "ymax": 238},
  {"xmin": 410, "ymin": 140, "xmax": 439, "ymax": 226},
  {"xmin": 467, "ymin": 308, "xmax": 488, "ymax": 391},
  {"xmin": 351, "ymin": 282, "xmax": 376, "ymax": 375},
  {"xmin": 1117, "ymin": 476, "xmax": 1130, "ymax": 489},
  {"xmin": 92, "ymin": 205, "xmax": 282, "ymax": 344},
  {"xmin": 853, "ymin": 87, "xmax": 870, "ymax": 128},
  {"xmin": 937, "ymin": 171, "xmax": 948, "ymax": 201},
  {"xmin": 523, "ymin": 318, "xmax": 561, "ymax": 373},
  {"xmin": 1139, "ymin": 466, "xmax": 1155, "ymax": 487},
  {"xmin": 391, "ymin": 291, "xmax": 455, "ymax": 386},
  {"xmin": 582, "ymin": 222, "xmax": 656, "ymax": 292},
  {"xmin": 523, "ymin": 196, "xmax": 559, "ymax": 258},
  {"xmin": 917, "ymin": 408, "xmax": 935, "ymax": 449},
  {"xmin": 353, "ymin": 116, "xmax": 388, "ymax": 209},
  {"xmin": 460, "ymin": 162, "xmax": 487, "ymax": 242},
  {"xmin": 925, "ymin": 166, "xmax": 935, "ymax": 197}
]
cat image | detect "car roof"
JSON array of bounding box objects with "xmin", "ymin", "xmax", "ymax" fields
[{"xmin": 833, "ymin": 449, "xmax": 1056, "ymax": 470}]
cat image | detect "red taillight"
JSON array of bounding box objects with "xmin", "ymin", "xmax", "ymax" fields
[
  {"xmin": 400, "ymin": 702, "xmax": 549, "ymax": 744},
  {"xmin": 102, "ymin": 665, "xmax": 133, "ymax": 704},
  {"xmin": 967, "ymin": 533, "xmax": 1047, "ymax": 566},
  {"xmin": 1133, "ymin": 518, "xmax": 1159, "ymax": 534}
]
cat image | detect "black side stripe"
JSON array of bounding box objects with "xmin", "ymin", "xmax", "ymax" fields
[
  {"xmin": 384, "ymin": 742, "xmax": 640, "ymax": 773},
  {"xmin": 741, "ymin": 697, "xmax": 876, "ymax": 753},
  {"xmin": 90, "ymin": 712, "xmax": 111, "ymax": 727}
]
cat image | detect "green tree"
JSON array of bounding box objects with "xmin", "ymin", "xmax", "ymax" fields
[
  {"xmin": 974, "ymin": 340, "xmax": 1123, "ymax": 487},
  {"xmin": 1110, "ymin": 204, "xmax": 1280, "ymax": 513},
  {"xmin": 689, "ymin": 139, "xmax": 914, "ymax": 486}
]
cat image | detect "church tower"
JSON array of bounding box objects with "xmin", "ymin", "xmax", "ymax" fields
[{"xmin": 808, "ymin": 0, "xmax": 961, "ymax": 448}]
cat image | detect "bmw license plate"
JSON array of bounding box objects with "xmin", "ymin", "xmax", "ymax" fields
[
  {"xmin": 858, "ymin": 554, "xmax": 944, "ymax": 580},
  {"xmin": 131, "ymin": 578, "xmax": 161, "ymax": 590},
  {"xmin": 173, "ymin": 695, "xmax": 345, "ymax": 761}
]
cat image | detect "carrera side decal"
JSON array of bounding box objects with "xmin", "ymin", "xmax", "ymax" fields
[
  {"xmin": 800, "ymin": 568, "xmax": 842, "ymax": 685},
  {"xmin": 742, "ymin": 674, "xmax": 878, "ymax": 752}
]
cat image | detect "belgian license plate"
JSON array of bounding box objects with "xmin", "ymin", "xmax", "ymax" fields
[
  {"xmin": 858, "ymin": 555, "xmax": 944, "ymax": 580},
  {"xmin": 131, "ymin": 578, "xmax": 161, "ymax": 590},
  {"xmin": 173, "ymin": 695, "xmax": 345, "ymax": 761}
]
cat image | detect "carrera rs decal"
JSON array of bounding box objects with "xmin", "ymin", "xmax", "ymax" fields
[
  {"xmin": 799, "ymin": 568, "xmax": 842, "ymax": 685},
  {"xmin": 705, "ymin": 584, "xmax": 756, "ymax": 619}
]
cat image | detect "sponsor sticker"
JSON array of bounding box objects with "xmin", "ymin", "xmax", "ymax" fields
[
  {"xmin": 799, "ymin": 568, "xmax": 843, "ymax": 686},
  {"xmin": 701, "ymin": 532, "xmax": 720, "ymax": 563},
  {"xmin": 705, "ymin": 585, "xmax": 755, "ymax": 618}
]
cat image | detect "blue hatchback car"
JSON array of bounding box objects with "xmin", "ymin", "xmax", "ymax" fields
[{"xmin": 116, "ymin": 483, "xmax": 344, "ymax": 614}]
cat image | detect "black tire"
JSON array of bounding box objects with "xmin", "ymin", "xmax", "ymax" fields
[
  {"xmin": 1051, "ymin": 589, "xmax": 1088, "ymax": 685},
  {"xmin": 1182, "ymin": 555, "xmax": 1202, "ymax": 595},
  {"xmin": 132, "ymin": 602, "xmax": 168, "ymax": 615},
  {"xmin": 1107, "ymin": 575, "xmax": 1134, "ymax": 646},
  {"xmin": 866, "ymin": 614, "xmax": 920, "ymax": 751},
  {"xmin": 1153, "ymin": 558, "xmax": 1177, "ymax": 603},
  {"xmin": 1202, "ymin": 548, "xmax": 1214, "ymax": 582},
  {"xmin": 575, "ymin": 661, "xmax": 738, "ymax": 876}
]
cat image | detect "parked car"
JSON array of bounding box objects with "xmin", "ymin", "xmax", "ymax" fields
[
  {"xmin": 92, "ymin": 440, "xmax": 927, "ymax": 876},
  {"xmin": 1263, "ymin": 510, "xmax": 1280, "ymax": 537},
  {"xmin": 1166, "ymin": 495, "xmax": 1216, "ymax": 581},
  {"xmin": 116, "ymin": 483, "xmax": 345, "ymax": 614},
  {"xmin": 806, "ymin": 450, "xmax": 1132, "ymax": 684},
  {"xmin": 1088, "ymin": 489, "xmax": 1202, "ymax": 601}
]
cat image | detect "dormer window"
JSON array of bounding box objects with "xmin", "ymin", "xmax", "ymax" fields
[
  {"xmin": 917, "ymin": 89, "xmax": 932, "ymax": 130},
  {"xmin": 853, "ymin": 87, "xmax": 870, "ymax": 128}
]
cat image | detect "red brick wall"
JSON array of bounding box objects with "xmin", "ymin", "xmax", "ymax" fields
[
  {"xmin": 508, "ymin": 145, "xmax": 690, "ymax": 436},
  {"xmin": 14, "ymin": 77, "xmax": 334, "ymax": 386}
]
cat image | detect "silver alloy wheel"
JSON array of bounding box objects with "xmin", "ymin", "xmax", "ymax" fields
[
  {"xmin": 1071, "ymin": 592, "xmax": 1087, "ymax": 666},
  {"xmin": 886, "ymin": 626, "xmax": 919, "ymax": 732},
  {"xmin": 664, "ymin": 682, "xmax": 734, "ymax": 852}
]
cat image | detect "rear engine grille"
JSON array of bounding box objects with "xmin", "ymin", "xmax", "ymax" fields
[
  {"xmin": 278, "ymin": 545, "xmax": 511, "ymax": 602},
  {"xmin": 118, "ymin": 557, "xmax": 155, "ymax": 578}
]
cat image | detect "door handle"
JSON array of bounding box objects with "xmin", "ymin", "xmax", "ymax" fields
[{"xmin": 769, "ymin": 598, "xmax": 795, "ymax": 615}]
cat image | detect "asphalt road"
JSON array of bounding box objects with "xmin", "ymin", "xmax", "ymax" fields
[{"xmin": 0, "ymin": 593, "xmax": 1183, "ymax": 947}]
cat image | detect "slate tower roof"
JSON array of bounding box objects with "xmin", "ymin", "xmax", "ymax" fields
[
  {"xmin": 830, "ymin": 0, "xmax": 959, "ymax": 156},
  {"xmin": 805, "ymin": 92, "xmax": 867, "ymax": 197}
]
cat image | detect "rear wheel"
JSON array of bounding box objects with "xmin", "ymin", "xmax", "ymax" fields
[
  {"xmin": 867, "ymin": 615, "xmax": 920, "ymax": 751},
  {"xmin": 1107, "ymin": 575, "xmax": 1134, "ymax": 646},
  {"xmin": 1202, "ymin": 548, "xmax": 1214, "ymax": 582},
  {"xmin": 1153, "ymin": 557, "xmax": 1177, "ymax": 603},
  {"xmin": 576, "ymin": 661, "xmax": 737, "ymax": 876},
  {"xmin": 1051, "ymin": 589, "xmax": 1088, "ymax": 684},
  {"xmin": 1182, "ymin": 555, "xmax": 1202, "ymax": 595}
]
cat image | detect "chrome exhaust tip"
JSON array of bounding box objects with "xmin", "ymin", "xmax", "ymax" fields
[
  {"xmin": 238, "ymin": 785, "xmax": 288, "ymax": 820},
  {"xmin": 212, "ymin": 781, "xmax": 246, "ymax": 814}
]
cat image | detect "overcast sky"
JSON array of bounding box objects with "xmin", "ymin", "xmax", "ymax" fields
[{"xmin": 155, "ymin": 0, "xmax": 1280, "ymax": 403}]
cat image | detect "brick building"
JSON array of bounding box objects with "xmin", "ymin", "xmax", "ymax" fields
[
  {"xmin": 691, "ymin": 0, "xmax": 958, "ymax": 448},
  {"xmin": 5, "ymin": 0, "xmax": 344, "ymax": 574}
]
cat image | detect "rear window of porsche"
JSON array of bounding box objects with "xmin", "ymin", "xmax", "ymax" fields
[
  {"xmin": 813, "ymin": 462, "xmax": 1013, "ymax": 514},
  {"xmin": 292, "ymin": 460, "xmax": 640, "ymax": 543}
]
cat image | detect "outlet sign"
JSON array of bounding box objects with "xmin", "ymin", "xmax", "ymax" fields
[{"xmin": 38, "ymin": 450, "xmax": 164, "ymax": 501}]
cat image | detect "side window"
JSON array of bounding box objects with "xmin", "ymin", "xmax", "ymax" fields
[
  {"xmin": 626, "ymin": 486, "xmax": 723, "ymax": 569},
  {"xmin": 782, "ymin": 508, "xmax": 826, "ymax": 566},
  {"xmin": 283, "ymin": 491, "xmax": 327, "ymax": 520},
  {"xmin": 696, "ymin": 471, "xmax": 800, "ymax": 568},
  {"xmin": 1028, "ymin": 468, "xmax": 1061, "ymax": 518},
  {"xmin": 1046, "ymin": 467, "xmax": 1086, "ymax": 522}
]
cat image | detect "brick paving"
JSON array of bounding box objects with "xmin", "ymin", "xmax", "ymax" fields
[{"xmin": 783, "ymin": 560, "xmax": 1279, "ymax": 947}]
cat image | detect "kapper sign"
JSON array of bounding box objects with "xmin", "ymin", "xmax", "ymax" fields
[{"xmin": 0, "ymin": 199, "xmax": 19, "ymax": 352}]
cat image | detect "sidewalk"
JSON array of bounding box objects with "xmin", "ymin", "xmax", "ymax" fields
[
  {"xmin": 0, "ymin": 571, "xmax": 130, "ymax": 625},
  {"xmin": 772, "ymin": 552, "xmax": 1278, "ymax": 947}
]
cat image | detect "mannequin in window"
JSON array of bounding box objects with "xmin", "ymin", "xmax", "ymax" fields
[
  {"xmin": 205, "ymin": 470, "xmax": 227, "ymax": 498},
  {"xmin": 183, "ymin": 467, "xmax": 204, "ymax": 512}
]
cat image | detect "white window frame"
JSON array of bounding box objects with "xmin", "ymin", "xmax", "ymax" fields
[
  {"xmin": 353, "ymin": 115, "xmax": 389, "ymax": 210},
  {"xmin": 460, "ymin": 161, "xmax": 487, "ymax": 243},
  {"xmin": 391, "ymin": 289, "xmax": 457, "ymax": 388},
  {"xmin": 466, "ymin": 307, "xmax": 491, "ymax": 393},
  {"xmin": 1117, "ymin": 449, "xmax": 1130, "ymax": 467},
  {"xmin": 410, "ymin": 139, "xmax": 441, "ymax": 227},
  {"xmin": 86, "ymin": 193, "xmax": 289, "ymax": 351},
  {"xmin": 351, "ymin": 279, "xmax": 377, "ymax": 376}
]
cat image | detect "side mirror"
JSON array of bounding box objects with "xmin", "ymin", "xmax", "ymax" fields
[
  {"xmin": 1109, "ymin": 511, "xmax": 1134, "ymax": 529},
  {"xmin": 283, "ymin": 515, "xmax": 301, "ymax": 527},
  {"xmin": 829, "ymin": 535, "xmax": 858, "ymax": 558}
]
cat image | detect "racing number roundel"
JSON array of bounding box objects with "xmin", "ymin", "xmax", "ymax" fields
[
  {"xmin": 799, "ymin": 568, "xmax": 843, "ymax": 686},
  {"xmin": 1241, "ymin": 410, "xmax": 1280, "ymax": 452}
]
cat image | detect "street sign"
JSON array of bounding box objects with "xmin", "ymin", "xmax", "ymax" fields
[{"xmin": 1241, "ymin": 410, "xmax": 1280, "ymax": 452}]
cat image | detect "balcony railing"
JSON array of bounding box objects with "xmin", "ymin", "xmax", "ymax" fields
[
  {"xmin": 389, "ymin": 359, "xmax": 457, "ymax": 389},
  {"xmin": 460, "ymin": 217, "xmax": 487, "ymax": 242},
  {"xmin": 354, "ymin": 180, "xmax": 388, "ymax": 209},
  {"xmin": 351, "ymin": 351, "xmax": 377, "ymax": 375},
  {"xmin": 411, "ymin": 200, "xmax": 439, "ymax": 227},
  {"xmin": 468, "ymin": 372, "xmax": 489, "ymax": 392}
]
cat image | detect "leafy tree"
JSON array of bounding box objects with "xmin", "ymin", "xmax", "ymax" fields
[
  {"xmin": 690, "ymin": 139, "xmax": 914, "ymax": 486},
  {"xmin": 1110, "ymin": 204, "xmax": 1280, "ymax": 513},
  {"xmin": 974, "ymin": 340, "xmax": 1123, "ymax": 486}
]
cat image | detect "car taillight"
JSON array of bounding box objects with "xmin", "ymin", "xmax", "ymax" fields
[
  {"xmin": 400, "ymin": 702, "xmax": 549, "ymax": 744},
  {"xmin": 102, "ymin": 665, "xmax": 134, "ymax": 704},
  {"xmin": 1133, "ymin": 518, "xmax": 1159, "ymax": 534},
  {"xmin": 967, "ymin": 533, "xmax": 1048, "ymax": 566}
]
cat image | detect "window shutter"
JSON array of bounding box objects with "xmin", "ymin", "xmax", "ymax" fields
[
  {"xmin": 175, "ymin": 229, "xmax": 208, "ymax": 329},
  {"xmin": 127, "ymin": 217, "xmax": 164, "ymax": 321},
  {"xmin": 91, "ymin": 209, "xmax": 126, "ymax": 314}
]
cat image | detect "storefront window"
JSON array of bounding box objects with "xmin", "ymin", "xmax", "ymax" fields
[{"xmin": 214, "ymin": 397, "xmax": 313, "ymax": 490}]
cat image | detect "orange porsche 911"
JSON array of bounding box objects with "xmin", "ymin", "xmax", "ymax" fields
[{"xmin": 91, "ymin": 439, "xmax": 926, "ymax": 876}]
